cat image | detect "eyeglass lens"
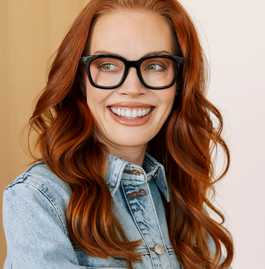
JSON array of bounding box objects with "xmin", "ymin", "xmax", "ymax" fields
[{"xmin": 89, "ymin": 57, "xmax": 176, "ymax": 88}]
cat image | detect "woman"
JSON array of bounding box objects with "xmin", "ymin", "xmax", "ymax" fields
[{"xmin": 3, "ymin": 0, "xmax": 234, "ymax": 268}]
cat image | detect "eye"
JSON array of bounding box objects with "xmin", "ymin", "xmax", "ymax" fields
[
  {"xmin": 146, "ymin": 64, "xmax": 165, "ymax": 71},
  {"xmin": 101, "ymin": 64, "xmax": 117, "ymax": 71}
]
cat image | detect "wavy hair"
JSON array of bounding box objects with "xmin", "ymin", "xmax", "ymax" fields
[{"xmin": 29, "ymin": 0, "xmax": 233, "ymax": 268}]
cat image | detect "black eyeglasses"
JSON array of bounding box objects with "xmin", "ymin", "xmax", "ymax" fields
[{"xmin": 80, "ymin": 54, "xmax": 183, "ymax": 90}]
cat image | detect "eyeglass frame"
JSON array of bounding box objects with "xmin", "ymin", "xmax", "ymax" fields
[{"xmin": 80, "ymin": 54, "xmax": 184, "ymax": 90}]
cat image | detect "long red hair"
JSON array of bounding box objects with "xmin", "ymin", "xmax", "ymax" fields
[{"xmin": 29, "ymin": 0, "xmax": 233, "ymax": 268}]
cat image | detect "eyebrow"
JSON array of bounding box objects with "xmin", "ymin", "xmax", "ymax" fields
[{"xmin": 93, "ymin": 50, "xmax": 171, "ymax": 58}]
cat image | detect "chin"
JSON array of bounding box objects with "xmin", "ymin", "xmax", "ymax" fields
[{"xmin": 109, "ymin": 135, "xmax": 150, "ymax": 148}]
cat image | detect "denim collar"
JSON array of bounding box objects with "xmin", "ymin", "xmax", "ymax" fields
[{"xmin": 105, "ymin": 152, "xmax": 170, "ymax": 202}]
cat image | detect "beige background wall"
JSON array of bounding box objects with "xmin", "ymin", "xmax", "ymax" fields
[{"xmin": 0, "ymin": 1, "xmax": 89, "ymax": 267}]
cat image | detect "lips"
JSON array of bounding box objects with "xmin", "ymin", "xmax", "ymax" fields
[{"xmin": 107, "ymin": 102, "xmax": 155, "ymax": 126}]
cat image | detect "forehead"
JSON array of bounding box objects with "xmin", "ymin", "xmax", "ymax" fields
[{"xmin": 88, "ymin": 10, "xmax": 174, "ymax": 59}]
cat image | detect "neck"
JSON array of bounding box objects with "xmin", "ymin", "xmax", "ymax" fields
[{"xmin": 108, "ymin": 144, "xmax": 147, "ymax": 167}]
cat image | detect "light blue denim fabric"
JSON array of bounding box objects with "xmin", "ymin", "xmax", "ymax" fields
[{"xmin": 3, "ymin": 153, "xmax": 230, "ymax": 269}]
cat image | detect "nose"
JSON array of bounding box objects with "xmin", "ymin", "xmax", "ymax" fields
[{"xmin": 116, "ymin": 67, "xmax": 147, "ymax": 98}]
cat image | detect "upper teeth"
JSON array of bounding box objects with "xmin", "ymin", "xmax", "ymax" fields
[{"xmin": 110, "ymin": 107, "xmax": 152, "ymax": 118}]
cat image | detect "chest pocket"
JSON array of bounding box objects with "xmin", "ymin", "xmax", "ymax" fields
[
  {"xmin": 75, "ymin": 249, "xmax": 128, "ymax": 268},
  {"xmin": 75, "ymin": 247, "xmax": 152, "ymax": 269}
]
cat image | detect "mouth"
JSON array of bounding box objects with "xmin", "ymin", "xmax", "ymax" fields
[
  {"xmin": 107, "ymin": 103, "xmax": 155, "ymax": 126},
  {"xmin": 108, "ymin": 106, "xmax": 153, "ymax": 119}
]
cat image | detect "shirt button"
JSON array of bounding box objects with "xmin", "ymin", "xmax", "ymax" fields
[{"xmin": 154, "ymin": 244, "xmax": 165, "ymax": 255}]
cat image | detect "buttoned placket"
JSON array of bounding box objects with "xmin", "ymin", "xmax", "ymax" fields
[{"xmin": 120, "ymin": 164, "xmax": 174, "ymax": 269}]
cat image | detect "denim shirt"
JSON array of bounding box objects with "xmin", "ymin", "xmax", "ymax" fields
[{"xmin": 3, "ymin": 153, "xmax": 229, "ymax": 269}]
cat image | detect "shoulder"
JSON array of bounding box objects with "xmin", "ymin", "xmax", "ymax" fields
[
  {"xmin": 5, "ymin": 162, "xmax": 72, "ymax": 201},
  {"xmin": 6, "ymin": 162, "xmax": 71, "ymax": 193},
  {"xmin": 3, "ymin": 162, "xmax": 72, "ymax": 234}
]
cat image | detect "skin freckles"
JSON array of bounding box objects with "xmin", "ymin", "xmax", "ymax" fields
[{"xmin": 84, "ymin": 10, "xmax": 176, "ymax": 166}]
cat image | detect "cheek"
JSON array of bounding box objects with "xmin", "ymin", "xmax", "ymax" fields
[
  {"xmin": 159, "ymin": 87, "xmax": 176, "ymax": 109},
  {"xmin": 85, "ymin": 81, "xmax": 107, "ymax": 110},
  {"xmin": 157, "ymin": 89, "xmax": 176, "ymax": 123}
]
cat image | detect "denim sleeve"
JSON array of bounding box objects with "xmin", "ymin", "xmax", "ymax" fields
[{"xmin": 3, "ymin": 181, "xmax": 87, "ymax": 269}]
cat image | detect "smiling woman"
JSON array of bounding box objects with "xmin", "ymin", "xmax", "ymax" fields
[
  {"xmin": 3, "ymin": 0, "xmax": 233, "ymax": 269},
  {"xmin": 83, "ymin": 10, "xmax": 179, "ymax": 163}
]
